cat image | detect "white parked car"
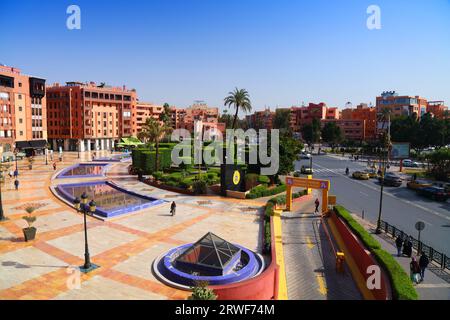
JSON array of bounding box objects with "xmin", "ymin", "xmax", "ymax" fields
[{"xmin": 403, "ymin": 159, "xmax": 420, "ymax": 168}]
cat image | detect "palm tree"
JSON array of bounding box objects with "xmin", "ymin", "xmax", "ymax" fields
[
  {"xmin": 224, "ymin": 88, "xmax": 252, "ymax": 130},
  {"xmin": 140, "ymin": 117, "xmax": 172, "ymax": 172}
]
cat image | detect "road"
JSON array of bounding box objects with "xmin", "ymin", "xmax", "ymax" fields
[{"xmin": 295, "ymin": 154, "xmax": 450, "ymax": 257}]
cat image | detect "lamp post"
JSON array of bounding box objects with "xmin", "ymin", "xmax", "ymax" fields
[
  {"xmin": 77, "ymin": 141, "xmax": 80, "ymax": 159},
  {"xmin": 73, "ymin": 192, "xmax": 98, "ymax": 272},
  {"xmin": 14, "ymin": 150, "xmax": 19, "ymax": 174},
  {"xmin": 0, "ymin": 170, "xmax": 5, "ymax": 221},
  {"xmin": 376, "ymin": 113, "xmax": 391, "ymax": 234},
  {"xmin": 45, "ymin": 148, "xmax": 48, "ymax": 165}
]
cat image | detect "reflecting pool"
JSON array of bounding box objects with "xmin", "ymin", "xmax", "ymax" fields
[
  {"xmin": 56, "ymin": 181, "xmax": 165, "ymax": 217},
  {"xmin": 57, "ymin": 163, "xmax": 109, "ymax": 178}
]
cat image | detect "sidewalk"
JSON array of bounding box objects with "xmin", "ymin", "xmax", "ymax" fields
[
  {"xmin": 352, "ymin": 214, "xmax": 450, "ymax": 300},
  {"xmin": 281, "ymin": 196, "xmax": 362, "ymax": 300}
]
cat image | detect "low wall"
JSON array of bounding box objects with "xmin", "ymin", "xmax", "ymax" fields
[
  {"xmin": 211, "ymin": 216, "xmax": 279, "ymax": 300},
  {"xmin": 328, "ymin": 211, "xmax": 389, "ymax": 300},
  {"xmin": 226, "ymin": 190, "xmax": 248, "ymax": 199}
]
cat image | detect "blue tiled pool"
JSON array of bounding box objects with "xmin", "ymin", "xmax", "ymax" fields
[
  {"xmin": 56, "ymin": 181, "xmax": 166, "ymax": 218},
  {"xmin": 57, "ymin": 163, "xmax": 109, "ymax": 179}
]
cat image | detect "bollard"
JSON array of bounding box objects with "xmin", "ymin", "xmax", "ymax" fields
[{"xmin": 336, "ymin": 252, "xmax": 345, "ymax": 273}]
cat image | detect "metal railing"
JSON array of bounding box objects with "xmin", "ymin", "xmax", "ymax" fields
[{"xmin": 380, "ymin": 220, "xmax": 449, "ymax": 271}]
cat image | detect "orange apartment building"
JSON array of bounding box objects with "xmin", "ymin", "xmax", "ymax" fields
[
  {"xmin": 135, "ymin": 102, "xmax": 164, "ymax": 132},
  {"xmin": 0, "ymin": 65, "xmax": 47, "ymax": 157},
  {"xmin": 427, "ymin": 101, "xmax": 448, "ymax": 119},
  {"xmin": 176, "ymin": 102, "xmax": 225, "ymax": 134},
  {"xmin": 341, "ymin": 103, "xmax": 377, "ymax": 141},
  {"xmin": 246, "ymin": 108, "xmax": 275, "ymax": 130},
  {"xmin": 376, "ymin": 91, "xmax": 428, "ymax": 118},
  {"xmin": 46, "ymin": 81, "xmax": 137, "ymax": 151}
]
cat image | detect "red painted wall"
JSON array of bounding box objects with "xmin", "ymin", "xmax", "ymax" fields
[
  {"xmin": 212, "ymin": 216, "xmax": 279, "ymax": 300},
  {"xmin": 330, "ymin": 212, "xmax": 389, "ymax": 300}
]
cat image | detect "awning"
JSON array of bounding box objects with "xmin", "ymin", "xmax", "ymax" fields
[{"xmin": 15, "ymin": 140, "xmax": 48, "ymax": 150}]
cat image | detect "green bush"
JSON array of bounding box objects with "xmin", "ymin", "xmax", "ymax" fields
[
  {"xmin": 193, "ymin": 180, "xmax": 208, "ymax": 195},
  {"xmin": 258, "ymin": 175, "xmax": 271, "ymax": 184},
  {"xmin": 246, "ymin": 184, "xmax": 287, "ymax": 199},
  {"xmin": 333, "ymin": 205, "xmax": 418, "ymax": 300},
  {"xmin": 153, "ymin": 171, "xmax": 164, "ymax": 180}
]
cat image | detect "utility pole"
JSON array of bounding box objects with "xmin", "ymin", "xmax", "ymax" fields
[{"xmin": 376, "ymin": 113, "xmax": 390, "ymax": 234}]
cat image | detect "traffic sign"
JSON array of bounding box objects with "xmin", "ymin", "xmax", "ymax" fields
[{"xmin": 415, "ymin": 221, "xmax": 425, "ymax": 231}]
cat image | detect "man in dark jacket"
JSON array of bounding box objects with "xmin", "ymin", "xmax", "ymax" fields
[
  {"xmin": 395, "ymin": 236, "xmax": 403, "ymax": 257},
  {"xmin": 170, "ymin": 201, "xmax": 176, "ymax": 216},
  {"xmin": 419, "ymin": 252, "xmax": 430, "ymax": 282}
]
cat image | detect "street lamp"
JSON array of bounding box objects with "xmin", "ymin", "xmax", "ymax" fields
[
  {"xmin": 14, "ymin": 150, "xmax": 19, "ymax": 174},
  {"xmin": 0, "ymin": 170, "xmax": 6, "ymax": 221},
  {"xmin": 77, "ymin": 141, "xmax": 80, "ymax": 159},
  {"xmin": 376, "ymin": 113, "xmax": 391, "ymax": 234},
  {"xmin": 73, "ymin": 192, "xmax": 99, "ymax": 272}
]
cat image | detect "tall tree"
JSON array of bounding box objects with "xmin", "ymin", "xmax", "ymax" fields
[
  {"xmin": 321, "ymin": 122, "xmax": 342, "ymax": 148},
  {"xmin": 224, "ymin": 88, "xmax": 252, "ymax": 130},
  {"xmin": 139, "ymin": 117, "xmax": 172, "ymax": 171},
  {"xmin": 301, "ymin": 118, "xmax": 321, "ymax": 144},
  {"xmin": 159, "ymin": 103, "xmax": 172, "ymax": 127},
  {"xmin": 273, "ymin": 109, "xmax": 291, "ymax": 133}
]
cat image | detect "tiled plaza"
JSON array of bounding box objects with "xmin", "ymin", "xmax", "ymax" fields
[{"xmin": 0, "ymin": 152, "xmax": 264, "ymax": 300}]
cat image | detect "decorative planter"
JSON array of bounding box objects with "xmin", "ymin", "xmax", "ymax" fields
[{"xmin": 23, "ymin": 227, "xmax": 36, "ymax": 241}]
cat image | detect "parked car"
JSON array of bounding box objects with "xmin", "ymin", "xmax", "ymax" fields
[
  {"xmin": 407, "ymin": 179, "xmax": 432, "ymax": 190},
  {"xmin": 379, "ymin": 172, "xmax": 402, "ymax": 187},
  {"xmin": 433, "ymin": 182, "xmax": 450, "ymax": 196},
  {"xmin": 352, "ymin": 171, "xmax": 370, "ymax": 180},
  {"xmin": 403, "ymin": 159, "xmax": 420, "ymax": 168},
  {"xmin": 417, "ymin": 186, "xmax": 449, "ymax": 202},
  {"xmin": 300, "ymin": 152, "xmax": 312, "ymax": 159},
  {"xmin": 300, "ymin": 165, "xmax": 313, "ymax": 174}
]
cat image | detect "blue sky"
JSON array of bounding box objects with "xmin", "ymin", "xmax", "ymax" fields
[{"xmin": 1, "ymin": 0, "xmax": 449, "ymax": 113}]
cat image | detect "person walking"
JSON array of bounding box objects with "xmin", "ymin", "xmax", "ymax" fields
[
  {"xmin": 14, "ymin": 179, "xmax": 19, "ymax": 191},
  {"xmin": 13, "ymin": 169, "xmax": 18, "ymax": 179},
  {"xmin": 395, "ymin": 236, "xmax": 403, "ymax": 257},
  {"xmin": 8, "ymin": 169, "xmax": 13, "ymax": 179},
  {"xmin": 419, "ymin": 252, "xmax": 429, "ymax": 282},
  {"xmin": 410, "ymin": 257, "xmax": 421, "ymax": 285},
  {"xmin": 413, "ymin": 173, "xmax": 417, "ymax": 181},
  {"xmin": 53, "ymin": 162, "xmax": 57, "ymax": 171},
  {"xmin": 314, "ymin": 198, "xmax": 320, "ymax": 213},
  {"xmin": 170, "ymin": 201, "xmax": 176, "ymax": 216},
  {"xmin": 403, "ymin": 237, "xmax": 413, "ymax": 257}
]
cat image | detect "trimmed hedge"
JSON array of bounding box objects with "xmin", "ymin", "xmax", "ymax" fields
[
  {"xmin": 334, "ymin": 205, "xmax": 418, "ymax": 300},
  {"xmin": 246, "ymin": 184, "xmax": 287, "ymax": 199},
  {"xmin": 258, "ymin": 175, "xmax": 271, "ymax": 184}
]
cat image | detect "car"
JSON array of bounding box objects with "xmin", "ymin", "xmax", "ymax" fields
[
  {"xmin": 403, "ymin": 159, "xmax": 420, "ymax": 168},
  {"xmin": 299, "ymin": 152, "xmax": 312, "ymax": 159},
  {"xmin": 433, "ymin": 182, "xmax": 450, "ymax": 196},
  {"xmin": 417, "ymin": 186, "xmax": 449, "ymax": 202},
  {"xmin": 407, "ymin": 179, "xmax": 432, "ymax": 190},
  {"xmin": 300, "ymin": 165, "xmax": 313, "ymax": 174},
  {"xmin": 364, "ymin": 168, "xmax": 378, "ymax": 178},
  {"xmin": 352, "ymin": 171, "xmax": 370, "ymax": 180},
  {"xmin": 379, "ymin": 172, "xmax": 402, "ymax": 187}
]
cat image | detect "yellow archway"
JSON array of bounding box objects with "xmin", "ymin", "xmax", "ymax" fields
[{"xmin": 285, "ymin": 176, "xmax": 330, "ymax": 213}]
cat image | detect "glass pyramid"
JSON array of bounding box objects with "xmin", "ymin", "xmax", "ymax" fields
[{"xmin": 175, "ymin": 232, "xmax": 242, "ymax": 275}]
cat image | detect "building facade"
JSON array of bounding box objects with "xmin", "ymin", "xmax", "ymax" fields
[
  {"xmin": 135, "ymin": 102, "xmax": 164, "ymax": 132},
  {"xmin": 246, "ymin": 108, "xmax": 275, "ymax": 130},
  {"xmin": 376, "ymin": 91, "xmax": 428, "ymax": 118},
  {"xmin": 46, "ymin": 81, "xmax": 137, "ymax": 151},
  {"xmin": 427, "ymin": 101, "xmax": 448, "ymax": 119},
  {"xmin": 0, "ymin": 65, "xmax": 47, "ymax": 156},
  {"xmin": 341, "ymin": 103, "xmax": 377, "ymax": 141}
]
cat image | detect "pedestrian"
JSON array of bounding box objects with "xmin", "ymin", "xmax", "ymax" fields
[
  {"xmin": 413, "ymin": 173, "xmax": 417, "ymax": 181},
  {"xmin": 50, "ymin": 150, "xmax": 53, "ymax": 161},
  {"xmin": 314, "ymin": 198, "xmax": 320, "ymax": 213},
  {"xmin": 53, "ymin": 162, "xmax": 57, "ymax": 171},
  {"xmin": 14, "ymin": 169, "xmax": 18, "ymax": 178},
  {"xmin": 419, "ymin": 252, "xmax": 429, "ymax": 282},
  {"xmin": 8, "ymin": 169, "xmax": 13, "ymax": 179},
  {"xmin": 403, "ymin": 237, "xmax": 413, "ymax": 257},
  {"xmin": 59, "ymin": 154, "xmax": 62, "ymax": 162},
  {"xmin": 410, "ymin": 257, "xmax": 421, "ymax": 285},
  {"xmin": 395, "ymin": 236, "xmax": 403, "ymax": 257},
  {"xmin": 170, "ymin": 201, "xmax": 176, "ymax": 216},
  {"xmin": 14, "ymin": 179, "xmax": 19, "ymax": 191}
]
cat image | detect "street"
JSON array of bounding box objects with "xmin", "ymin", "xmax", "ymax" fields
[{"xmin": 295, "ymin": 154, "xmax": 450, "ymax": 257}]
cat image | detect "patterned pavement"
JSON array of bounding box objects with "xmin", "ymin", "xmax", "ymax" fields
[
  {"xmin": 0, "ymin": 151, "xmax": 264, "ymax": 300},
  {"xmin": 282, "ymin": 193, "xmax": 363, "ymax": 300}
]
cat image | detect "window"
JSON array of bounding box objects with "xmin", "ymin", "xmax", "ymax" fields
[
  {"xmin": 19, "ymin": 118, "xmax": 23, "ymax": 124},
  {"xmin": 18, "ymin": 94, "xmax": 22, "ymax": 99},
  {"xmin": 18, "ymin": 82, "xmax": 22, "ymax": 87}
]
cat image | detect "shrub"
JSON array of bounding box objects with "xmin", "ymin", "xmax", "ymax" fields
[
  {"xmin": 245, "ymin": 173, "xmax": 260, "ymax": 190},
  {"xmin": 258, "ymin": 175, "xmax": 271, "ymax": 184},
  {"xmin": 153, "ymin": 171, "xmax": 164, "ymax": 180},
  {"xmin": 193, "ymin": 180, "xmax": 208, "ymax": 195},
  {"xmin": 246, "ymin": 184, "xmax": 287, "ymax": 199},
  {"xmin": 188, "ymin": 280, "xmax": 217, "ymax": 300},
  {"xmin": 333, "ymin": 205, "xmax": 418, "ymax": 300}
]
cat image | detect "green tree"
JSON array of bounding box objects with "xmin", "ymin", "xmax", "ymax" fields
[
  {"xmin": 301, "ymin": 119, "xmax": 321, "ymax": 144},
  {"xmin": 273, "ymin": 109, "xmax": 291, "ymax": 133},
  {"xmin": 426, "ymin": 148, "xmax": 450, "ymax": 180},
  {"xmin": 224, "ymin": 88, "xmax": 252, "ymax": 130},
  {"xmin": 321, "ymin": 122, "xmax": 342, "ymax": 148},
  {"xmin": 159, "ymin": 103, "xmax": 172, "ymax": 127},
  {"xmin": 138, "ymin": 117, "xmax": 172, "ymax": 171},
  {"xmin": 278, "ymin": 134, "xmax": 303, "ymax": 175}
]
